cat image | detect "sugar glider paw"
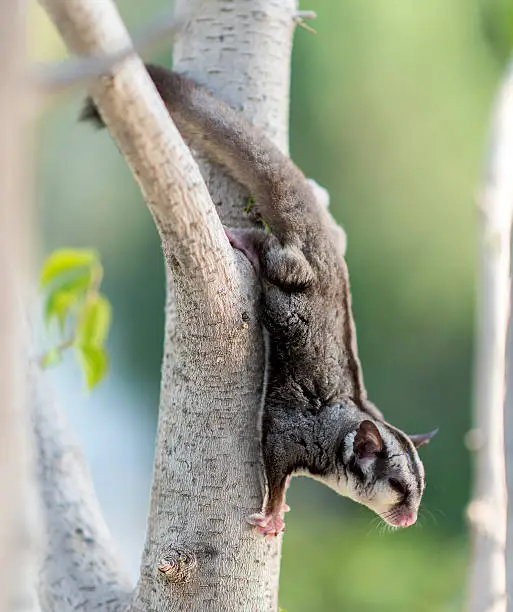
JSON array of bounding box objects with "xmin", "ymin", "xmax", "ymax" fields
[
  {"xmin": 224, "ymin": 227, "xmax": 263, "ymax": 272},
  {"xmin": 248, "ymin": 511, "xmax": 286, "ymax": 537}
]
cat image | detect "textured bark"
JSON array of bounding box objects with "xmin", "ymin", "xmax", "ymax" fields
[
  {"xmin": 0, "ymin": 2, "xmax": 40, "ymax": 610},
  {"xmin": 133, "ymin": 1, "xmax": 298, "ymax": 609},
  {"xmin": 467, "ymin": 60, "xmax": 513, "ymax": 612},
  {"xmin": 39, "ymin": 0, "xmax": 299, "ymax": 610},
  {"xmin": 37, "ymin": 0, "xmax": 235, "ymax": 607},
  {"xmin": 172, "ymin": 0, "xmax": 294, "ymax": 228},
  {"xmin": 40, "ymin": 0, "xmax": 235, "ymax": 294},
  {"xmin": 30, "ymin": 357, "xmax": 132, "ymax": 611}
]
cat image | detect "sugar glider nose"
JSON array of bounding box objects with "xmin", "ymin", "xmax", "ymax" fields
[
  {"xmin": 386, "ymin": 509, "xmax": 417, "ymax": 528},
  {"xmin": 397, "ymin": 512, "xmax": 417, "ymax": 528}
]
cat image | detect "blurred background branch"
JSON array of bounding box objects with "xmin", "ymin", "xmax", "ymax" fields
[
  {"xmin": 0, "ymin": 1, "xmax": 40, "ymax": 610},
  {"xmin": 30, "ymin": 356, "xmax": 132, "ymax": 610},
  {"xmin": 33, "ymin": 5, "xmax": 192, "ymax": 96},
  {"xmin": 467, "ymin": 58, "xmax": 513, "ymax": 612}
]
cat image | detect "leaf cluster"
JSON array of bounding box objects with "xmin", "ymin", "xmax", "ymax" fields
[{"xmin": 40, "ymin": 248, "xmax": 111, "ymax": 390}]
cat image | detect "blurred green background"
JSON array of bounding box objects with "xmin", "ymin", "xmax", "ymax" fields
[{"xmin": 31, "ymin": 0, "xmax": 511, "ymax": 610}]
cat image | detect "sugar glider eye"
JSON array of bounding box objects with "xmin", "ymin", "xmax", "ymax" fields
[{"xmin": 388, "ymin": 478, "xmax": 405, "ymax": 496}]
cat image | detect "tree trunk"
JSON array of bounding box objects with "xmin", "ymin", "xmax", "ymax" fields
[
  {"xmin": 133, "ymin": 2, "xmax": 297, "ymax": 610},
  {"xmin": 467, "ymin": 59, "xmax": 513, "ymax": 612}
]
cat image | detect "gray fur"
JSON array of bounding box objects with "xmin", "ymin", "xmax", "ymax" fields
[{"xmin": 81, "ymin": 65, "xmax": 436, "ymax": 535}]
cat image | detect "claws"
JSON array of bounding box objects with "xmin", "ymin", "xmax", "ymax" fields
[{"xmin": 248, "ymin": 511, "xmax": 286, "ymax": 537}]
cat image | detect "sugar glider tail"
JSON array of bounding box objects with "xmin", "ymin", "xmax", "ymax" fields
[{"xmin": 80, "ymin": 65, "xmax": 323, "ymax": 243}]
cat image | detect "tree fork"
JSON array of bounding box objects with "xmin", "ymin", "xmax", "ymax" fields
[{"xmin": 39, "ymin": 0, "xmax": 302, "ymax": 609}]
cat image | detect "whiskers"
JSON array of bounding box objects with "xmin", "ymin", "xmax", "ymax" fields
[
  {"xmin": 378, "ymin": 521, "xmax": 399, "ymax": 535},
  {"xmin": 365, "ymin": 512, "xmax": 399, "ymax": 536},
  {"xmin": 366, "ymin": 515, "xmax": 382, "ymax": 536},
  {"xmin": 379, "ymin": 506, "xmax": 403, "ymax": 527},
  {"xmin": 418, "ymin": 504, "xmax": 444, "ymax": 527}
]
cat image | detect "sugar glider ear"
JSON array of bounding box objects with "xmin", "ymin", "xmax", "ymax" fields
[
  {"xmin": 354, "ymin": 420, "xmax": 384, "ymax": 458},
  {"xmin": 409, "ymin": 428, "xmax": 439, "ymax": 449}
]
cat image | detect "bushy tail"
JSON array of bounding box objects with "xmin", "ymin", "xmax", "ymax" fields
[{"xmin": 81, "ymin": 65, "xmax": 320, "ymax": 241}]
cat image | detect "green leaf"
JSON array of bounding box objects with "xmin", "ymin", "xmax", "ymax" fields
[
  {"xmin": 39, "ymin": 248, "xmax": 111, "ymax": 390},
  {"xmin": 77, "ymin": 294, "xmax": 111, "ymax": 347},
  {"xmin": 40, "ymin": 346, "xmax": 63, "ymax": 368},
  {"xmin": 43, "ymin": 272, "xmax": 92, "ymax": 333},
  {"xmin": 75, "ymin": 344, "xmax": 109, "ymax": 390},
  {"xmin": 40, "ymin": 248, "xmax": 97, "ymax": 288}
]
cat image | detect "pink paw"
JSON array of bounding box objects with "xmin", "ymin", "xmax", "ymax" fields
[
  {"xmin": 224, "ymin": 228, "xmax": 260, "ymax": 272},
  {"xmin": 248, "ymin": 512, "xmax": 286, "ymax": 537}
]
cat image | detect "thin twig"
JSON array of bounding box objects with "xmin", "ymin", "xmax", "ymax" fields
[
  {"xmin": 293, "ymin": 11, "xmax": 317, "ymax": 35},
  {"xmin": 296, "ymin": 10, "xmax": 317, "ymax": 21}
]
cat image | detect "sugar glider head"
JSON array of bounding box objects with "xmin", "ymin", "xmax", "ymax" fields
[{"xmin": 336, "ymin": 419, "xmax": 437, "ymax": 528}]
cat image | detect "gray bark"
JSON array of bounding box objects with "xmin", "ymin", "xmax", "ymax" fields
[
  {"xmin": 30, "ymin": 356, "xmax": 132, "ymax": 610},
  {"xmin": 134, "ymin": 1, "xmax": 298, "ymax": 609},
  {"xmin": 467, "ymin": 60, "xmax": 513, "ymax": 612},
  {"xmin": 38, "ymin": 0, "xmax": 299, "ymax": 609}
]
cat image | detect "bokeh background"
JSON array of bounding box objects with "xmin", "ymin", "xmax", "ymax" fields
[{"xmin": 31, "ymin": 0, "xmax": 512, "ymax": 610}]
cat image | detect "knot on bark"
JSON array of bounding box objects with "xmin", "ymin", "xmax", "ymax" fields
[{"xmin": 158, "ymin": 548, "xmax": 198, "ymax": 584}]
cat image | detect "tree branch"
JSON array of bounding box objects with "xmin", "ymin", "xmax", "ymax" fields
[
  {"xmin": 40, "ymin": 0, "xmax": 236, "ymax": 307},
  {"xmin": 293, "ymin": 10, "xmax": 317, "ymax": 35},
  {"xmin": 29, "ymin": 357, "xmax": 132, "ymax": 610},
  {"xmin": 467, "ymin": 59, "xmax": 513, "ymax": 612}
]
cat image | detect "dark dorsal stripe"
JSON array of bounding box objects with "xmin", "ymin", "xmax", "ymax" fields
[{"xmin": 387, "ymin": 426, "xmax": 423, "ymax": 495}]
